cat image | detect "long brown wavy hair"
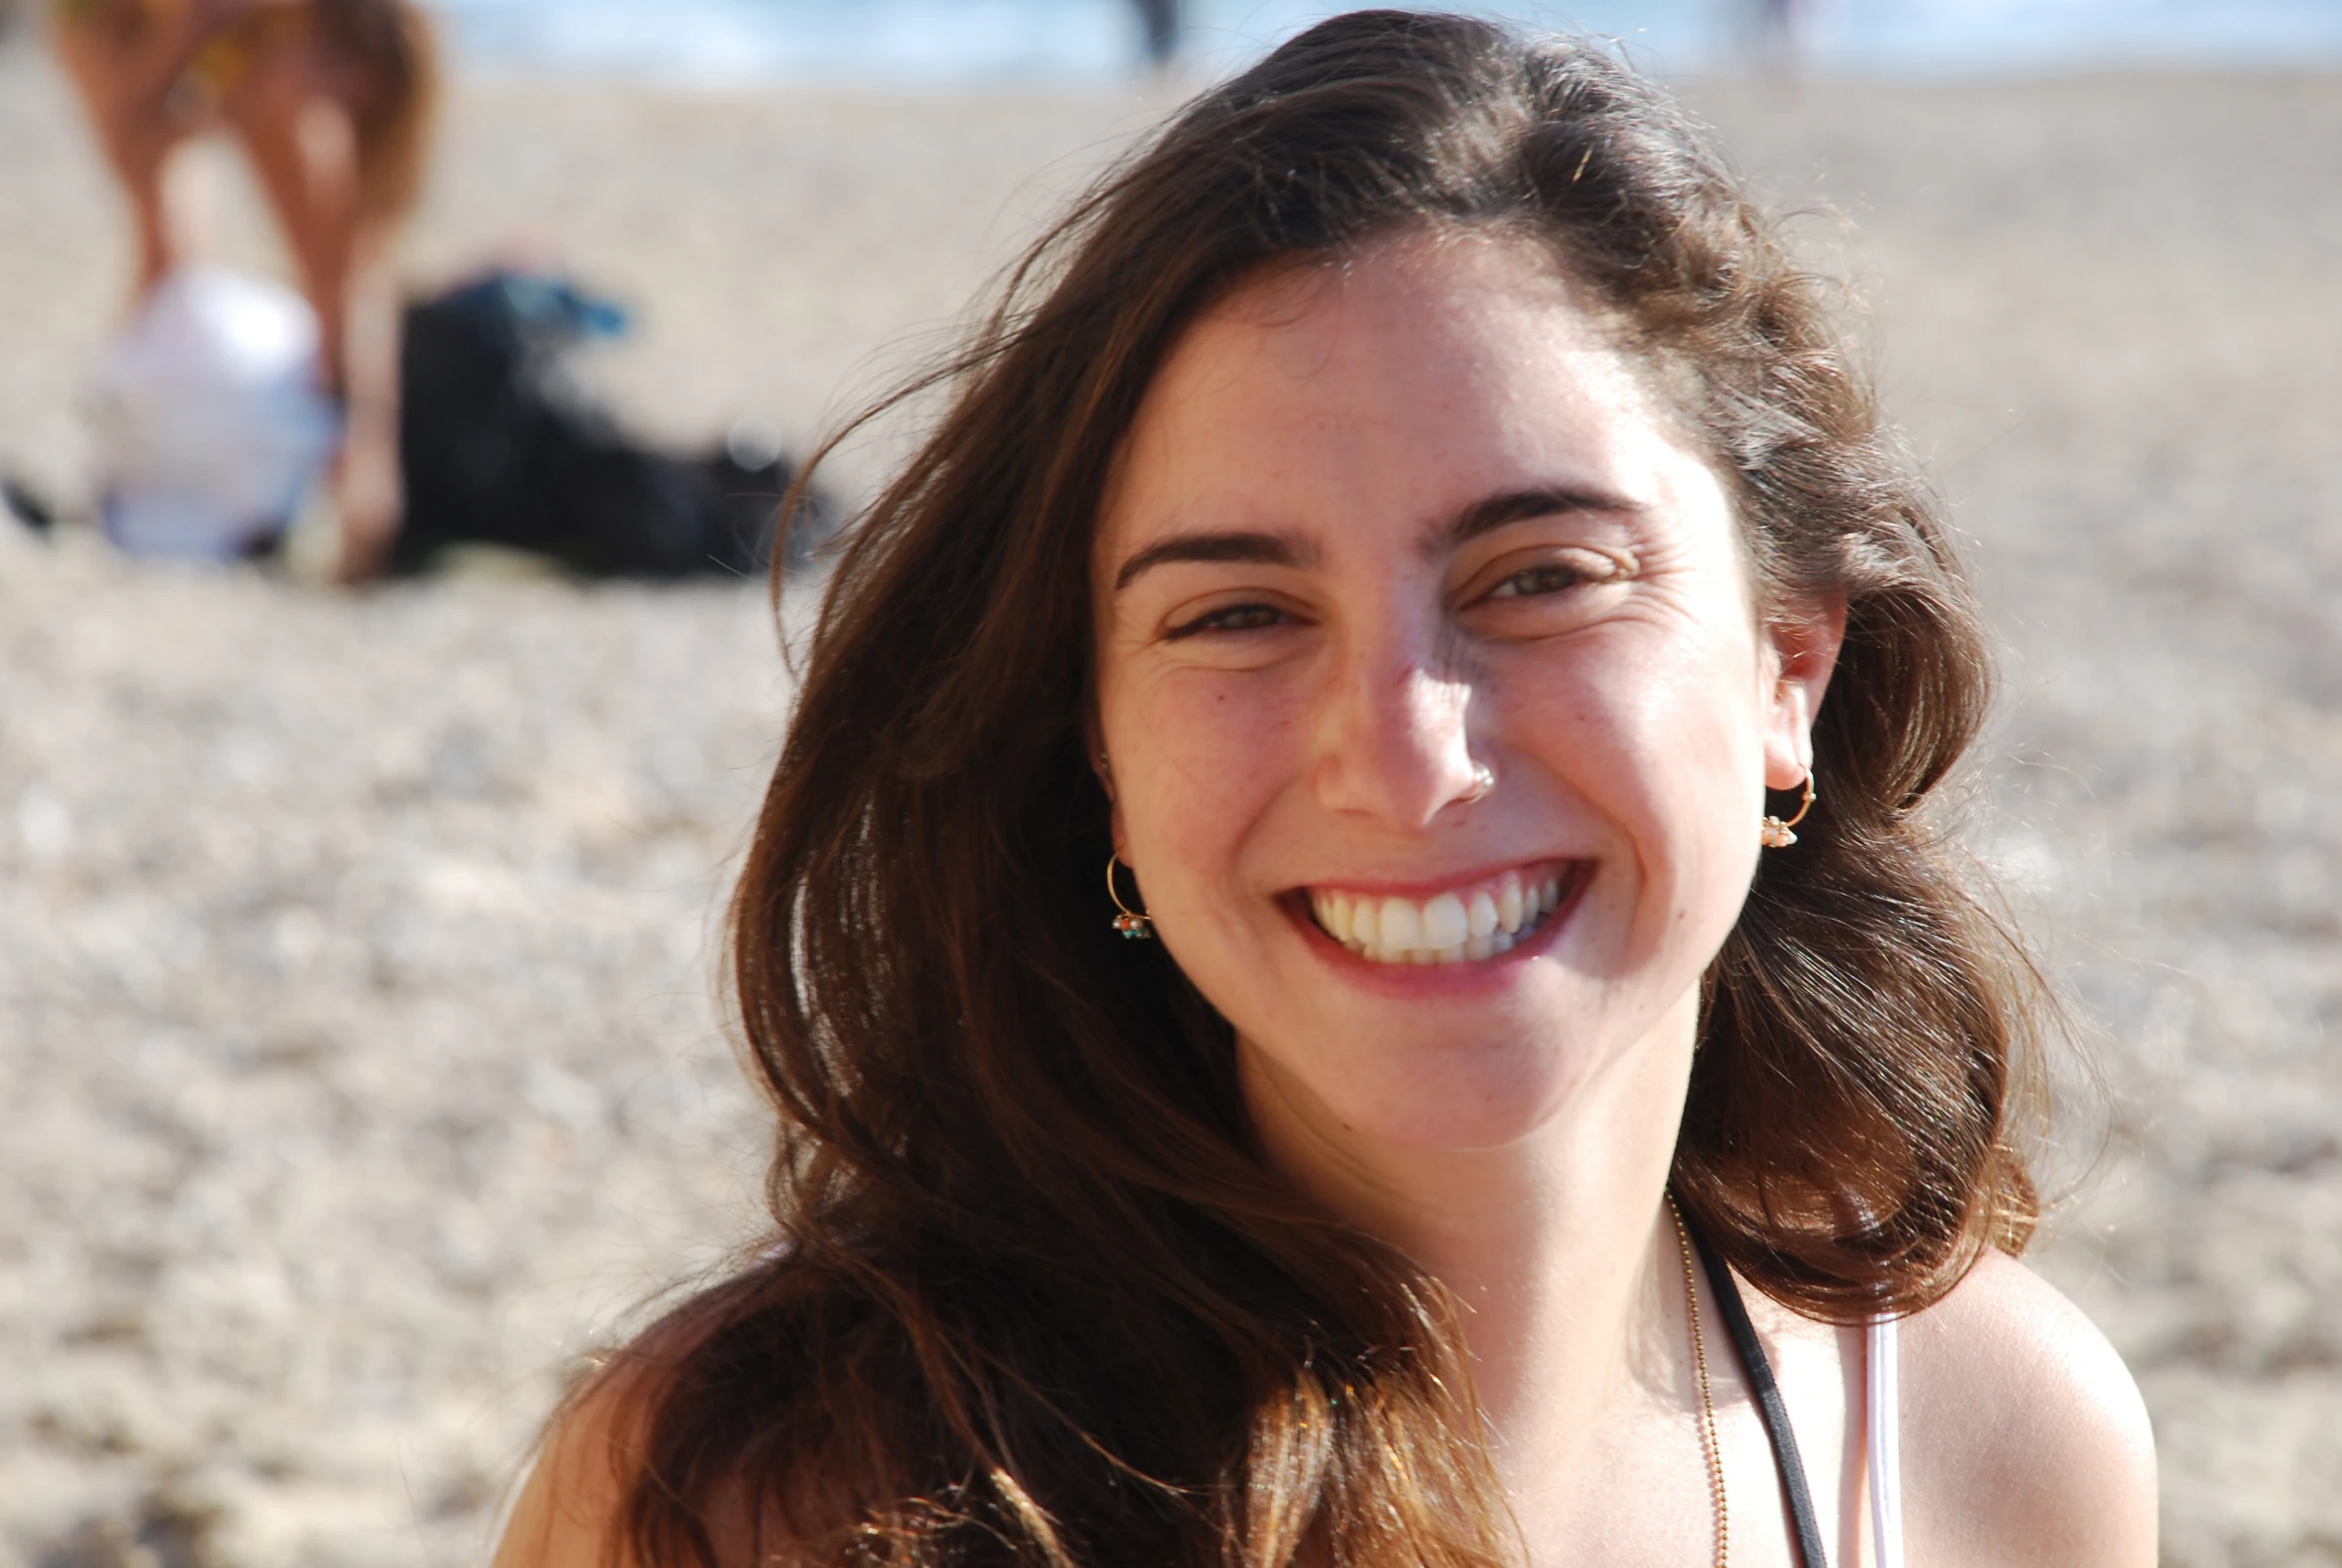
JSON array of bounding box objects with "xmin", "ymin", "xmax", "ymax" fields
[{"xmin": 581, "ymin": 12, "xmax": 2044, "ymax": 1565}]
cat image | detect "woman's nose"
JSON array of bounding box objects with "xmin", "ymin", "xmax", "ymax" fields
[{"xmin": 1310, "ymin": 645, "xmax": 1488, "ymax": 831}]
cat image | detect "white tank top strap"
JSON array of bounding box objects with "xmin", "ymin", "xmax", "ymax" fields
[{"xmin": 1866, "ymin": 1314, "xmax": 1906, "ymax": 1568}]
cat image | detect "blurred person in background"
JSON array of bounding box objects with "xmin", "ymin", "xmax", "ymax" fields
[
  {"xmin": 50, "ymin": 0, "xmax": 432, "ymax": 578},
  {"xmin": 1135, "ymin": 0, "xmax": 1178, "ymax": 68},
  {"xmin": 1752, "ymin": 0, "xmax": 1815, "ymax": 72},
  {"xmin": 494, "ymin": 12, "xmax": 2155, "ymax": 1567},
  {"xmin": 49, "ymin": 0, "xmax": 826, "ymax": 582}
]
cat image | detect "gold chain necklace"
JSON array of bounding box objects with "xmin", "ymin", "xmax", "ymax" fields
[{"xmin": 1669, "ymin": 1198, "xmax": 1728, "ymax": 1568}]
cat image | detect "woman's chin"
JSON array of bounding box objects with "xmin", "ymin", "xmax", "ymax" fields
[{"xmin": 1239, "ymin": 1027, "xmax": 1608, "ymax": 1157}]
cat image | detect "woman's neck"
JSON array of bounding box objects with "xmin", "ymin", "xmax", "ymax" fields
[{"xmin": 1239, "ymin": 986, "xmax": 1699, "ymax": 1481}]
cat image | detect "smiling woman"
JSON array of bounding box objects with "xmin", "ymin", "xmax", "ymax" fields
[
  {"xmin": 496, "ymin": 12, "xmax": 2154, "ymax": 1568},
  {"xmin": 1093, "ymin": 233, "xmax": 1831, "ymax": 1154}
]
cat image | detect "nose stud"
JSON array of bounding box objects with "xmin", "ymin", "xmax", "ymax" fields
[{"xmin": 1460, "ymin": 763, "xmax": 1496, "ymax": 805}]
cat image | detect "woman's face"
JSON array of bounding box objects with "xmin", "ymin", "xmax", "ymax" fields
[{"xmin": 1092, "ymin": 235, "xmax": 1839, "ymax": 1159}]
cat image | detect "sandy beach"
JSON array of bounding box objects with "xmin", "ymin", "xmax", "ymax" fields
[{"xmin": 3, "ymin": 30, "xmax": 2339, "ymax": 1567}]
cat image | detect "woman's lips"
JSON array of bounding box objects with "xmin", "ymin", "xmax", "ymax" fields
[{"xmin": 1301, "ymin": 861, "xmax": 1588, "ymax": 967}]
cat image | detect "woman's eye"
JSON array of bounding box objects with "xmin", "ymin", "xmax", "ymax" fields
[
  {"xmin": 1486, "ymin": 562, "xmax": 1589, "ymax": 599},
  {"xmin": 1168, "ymin": 602, "xmax": 1288, "ymax": 638}
]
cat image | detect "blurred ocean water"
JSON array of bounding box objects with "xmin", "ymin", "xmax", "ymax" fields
[{"xmin": 423, "ymin": 0, "xmax": 2342, "ymax": 83}]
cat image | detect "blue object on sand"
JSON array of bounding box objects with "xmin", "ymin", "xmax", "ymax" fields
[{"xmin": 444, "ymin": 271, "xmax": 631, "ymax": 344}]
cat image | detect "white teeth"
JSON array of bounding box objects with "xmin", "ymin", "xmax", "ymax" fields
[
  {"xmin": 1375, "ymin": 897, "xmax": 1422, "ymax": 953},
  {"xmin": 1310, "ymin": 868, "xmax": 1572, "ymax": 966},
  {"xmin": 1421, "ymin": 893, "xmax": 1469, "ymax": 951},
  {"xmin": 1467, "ymin": 891, "xmax": 1498, "ymax": 941}
]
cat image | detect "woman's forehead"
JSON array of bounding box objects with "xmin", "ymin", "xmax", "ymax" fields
[
  {"xmin": 1097, "ymin": 234, "xmax": 1708, "ymax": 561},
  {"xmin": 1196, "ymin": 232, "xmax": 1611, "ymax": 366}
]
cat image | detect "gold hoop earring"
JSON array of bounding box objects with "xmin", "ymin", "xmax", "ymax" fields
[
  {"xmin": 1107, "ymin": 851, "xmax": 1155, "ymax": 939},
  {"xmin": 1761, "ymin": 770, "xmax": 1817, "ymax": 849}
]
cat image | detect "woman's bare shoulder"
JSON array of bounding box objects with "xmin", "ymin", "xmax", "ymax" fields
[
  {"xmin": 492, "ymin": 1359, "xmax": 651, "ymax": 1568},
  {"xmin": 493, "ymin": 1261, "xmax": 817, "ymax": 1568},
  {"xmin": 1901, "ymin": 1247, "xmax": 2157, "ymax": 1567}
]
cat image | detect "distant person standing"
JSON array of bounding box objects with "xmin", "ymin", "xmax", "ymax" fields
[
  {"xmin": 51, "ymin": 0, "xmax": 435, "ymax": 578},
  {"xmin": 1134, "ymin": 0, "xmax": 1177, "ymax": 68},
  {"xmin": 1754, "ymin": 0, "xmax": 1815, "ymax": 71}
]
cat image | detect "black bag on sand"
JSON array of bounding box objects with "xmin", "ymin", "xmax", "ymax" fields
[{"xmin": 394, "ymin": 273, "xmax": 835, "ymax": 578}]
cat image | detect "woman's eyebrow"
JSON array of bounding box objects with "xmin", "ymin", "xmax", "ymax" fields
[
  {"xmin": 1113, "ymin": 529, "xmax": 1319, "ymax": 591},
  {"xmin": 1110, "ymin": 486, "xmax": 1634, "ymax": 591},
  {"xmin": 1427, "ymin": 484, "xmax": 1644, "ymax": 558}
]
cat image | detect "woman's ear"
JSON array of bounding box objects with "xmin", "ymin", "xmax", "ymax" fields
[
  {"xmin": 1085, "ymin": 718, "xmax": 1114, "ymax": 801},
  {"xmin": 1764, "ymin": 595, "xmax": 1848, "ymax": 791},
  {"xmin": 1085, "ymin": 721, "xmax": 1129, "ymax": 857}
]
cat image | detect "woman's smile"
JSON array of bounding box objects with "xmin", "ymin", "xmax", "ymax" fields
[{"xmin": 1290, "ymin": 857, "xmax": 1590, "ymax": 968}]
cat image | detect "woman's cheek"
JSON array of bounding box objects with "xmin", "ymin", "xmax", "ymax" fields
[
  {"xmin": 1121, "ymin": 671, "xmax": 1292, "ymax": 884},
  {"xmin": 1618, "ymin": 662, "xmax": 1769, "ymax": 958},
  {"xmin": 1509, "ymin": 634, "xmax": 1760, "ymax": 947}
]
